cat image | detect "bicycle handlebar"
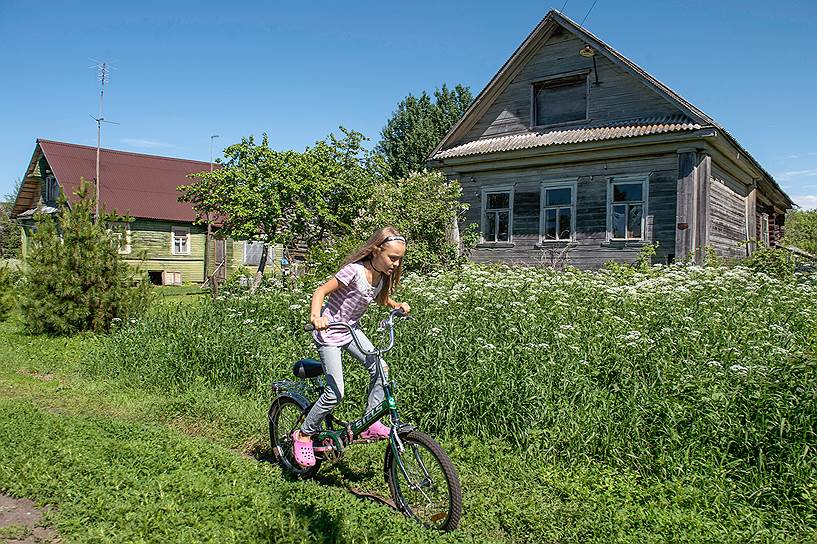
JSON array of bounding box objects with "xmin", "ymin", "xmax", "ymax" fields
[{"xmin": 303, "ymin": 308, "xmax": 407, "ymax": 356}]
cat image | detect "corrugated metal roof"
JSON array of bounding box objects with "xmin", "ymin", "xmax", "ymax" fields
[
  {"xmin": 37, "ymin": 139, "xmax": 214, "ymax": 222},
  {"xmin": 431, "ymin": 116, "xmax": 704, "ymax": 160}
]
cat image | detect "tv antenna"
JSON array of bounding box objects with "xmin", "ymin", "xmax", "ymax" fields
[{"xmin": 89, "ymin": 60, "xmax": 119, "ymax": 222}]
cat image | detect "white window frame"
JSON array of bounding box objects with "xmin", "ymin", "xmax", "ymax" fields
[
  {"xmin": 243, "ymin": 241, "xmax": 275, "ymax": 266},
  {"xmin": 108, "ymin": 221, "xmax": 132, "ymax": 255},
  {"xmin": 760, "ymin": 213, "xmax": 770, "ymax": 246},
  {"xmin": 606, "ymin": 176, "xmax": 649, "ymax": 241},
  {"xmin": 44, "ymin": 174, "xmax": 59, "ymax": 203},
  {"xmin": 481, "ymin": 185, "xmax": 514, "ymax": 243},
  {"xmin": 171, "ymin": 226, "xmax": 191, "ymax": 255},
  {"xmin": 539, "ymin": 180, "xmax": 577, "ymax": 243}
]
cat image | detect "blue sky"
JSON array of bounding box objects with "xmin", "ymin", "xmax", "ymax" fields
[{"xmin": 1, "ymin": 0, "xmax": 816, "ymax": 208}]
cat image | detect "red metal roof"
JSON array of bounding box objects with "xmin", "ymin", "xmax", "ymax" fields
[{"xmin": 37, "ymin": 139, "xmax": 213, "ymax": 222}]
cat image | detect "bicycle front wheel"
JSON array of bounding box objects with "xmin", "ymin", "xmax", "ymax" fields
[{"xmin": 384, "ymin": 430, "xmax": 462, "ymax": 531}]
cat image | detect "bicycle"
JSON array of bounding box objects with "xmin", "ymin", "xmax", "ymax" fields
[{"xmin": 267, "ymin": 308, "xmax": 462, "ymax": 531}]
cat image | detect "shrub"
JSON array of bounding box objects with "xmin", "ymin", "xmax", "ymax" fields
[
  {"xmin": 744, "ymin": 246, "xmax": 795, "ymax": 279},
  {"xmin": 19, "ymin": 180, "xmax": 151, "ymax": 335},
  {"xmin": 308, "ymin": 171, "xmax": 476, "ymax": 275},
  {"xmin": 0, "ymin": 266, "xmax": 17, "ymax": 320}
]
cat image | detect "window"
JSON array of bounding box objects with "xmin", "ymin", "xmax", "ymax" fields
[
  {"xmin": 172, "ymin": 226, "xmax": 190, "ymax": 255},
  {"xmin": 482, "ymin": 188, "xmax": 512, "ymax": 242},
  {"xmin": 243, "ymin": 241, "xmax": 275, "ymax": 266},
  {"xmin": 108, "ymin": 221, "xmax": 132, "ymax": 255},
  {"xmin": 608, "ymin": 178, "xmax": 648, "ymax": 240},
  {"xmin": 43, "ymin": 175, "xmax": 59, "ymax": 204},
  {"xmin": 541, "ymin": 184, "xmax": 575, "ymax": 241},
  {"xmin": 760, "ymin": 214, "xmax": 770, "ymax": 246},
  {"xmin": 533, "ymin": 73, "xmax": 588, "ymax": 126}
]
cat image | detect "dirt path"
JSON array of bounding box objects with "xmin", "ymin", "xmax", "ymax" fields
[{"xmin": 0, "ymin": 495, "xmax": 59, "ymax": 543}]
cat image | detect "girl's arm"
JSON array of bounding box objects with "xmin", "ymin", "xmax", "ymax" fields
[
  {"xmin": 385, "ymin": 297, "xmax": 411, "ymax": 315},
  {"xmin": 310, "ymin": 278, "xmax": 341, "ymax": 329}
]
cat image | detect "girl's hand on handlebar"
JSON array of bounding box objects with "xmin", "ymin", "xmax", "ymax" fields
[
  {"xmin": 310, "ymin": 315, "xmax": 330, "ymax": 330},
  {"xmin": 393, "ymin": 302, "xmax": 411, "ymax": 316}
]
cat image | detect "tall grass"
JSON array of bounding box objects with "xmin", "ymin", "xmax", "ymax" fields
[{"xmin": 92, "ymin": 264, "xmax": 817, "ymax": 517}]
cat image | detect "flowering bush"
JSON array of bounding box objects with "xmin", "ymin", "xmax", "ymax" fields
[{"xmin": 95, "ymin": 263, "xmax": 817, "ymax": 514}]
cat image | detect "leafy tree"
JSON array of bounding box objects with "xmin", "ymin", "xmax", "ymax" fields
[
  {"xmin": 377, "ymin": 84, "xmax": 473, "ymax": 178},
  {"xmin": 179, "ymin": 128, "xmax": 379, "ymax": 290},
  {"xmin": 782, "ymin": 209, "xmax": 817, "ymax": 255},
  {"xmin": 20, "ymin": 179, "xmax": 150, "ymax": 335},
  {"xmin": 309, "ymin": 171, "xmax": 475, "ymax": 275}
]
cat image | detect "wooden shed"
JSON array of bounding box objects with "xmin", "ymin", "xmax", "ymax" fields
[{"xmin": 428, "ymin": 10, "xmax": 793, "ymax": 267}]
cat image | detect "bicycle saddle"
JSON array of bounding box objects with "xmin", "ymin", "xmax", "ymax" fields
[{"xmin": 292, "ymin": 358, "xmax": 324, "ymax": 379}]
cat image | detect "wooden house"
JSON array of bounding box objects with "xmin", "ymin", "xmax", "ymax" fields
[
  {"xmin": 11, "ymin": 139, "xmax": 279, "ymax": 284},
  {"xmin": 428, "ymin": 10, "xmax": 794, "ymax": 267}
]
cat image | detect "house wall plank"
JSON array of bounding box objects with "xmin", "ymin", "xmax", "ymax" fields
[{"xmin": 709, "ymin": 176, "xmax": 749, "ymax": 258}]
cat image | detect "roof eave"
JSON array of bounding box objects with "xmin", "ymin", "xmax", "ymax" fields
[{"xmin": 429, "ymin": 128, "xmax": 717, "ymax": 170}]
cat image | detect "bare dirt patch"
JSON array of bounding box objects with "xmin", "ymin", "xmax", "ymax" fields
[
  {"xmin": 15, "ymin": 370, "xmax": 56, "ymax": 382},
  {"xmin": 0, "ymin": 495, "xmax": 59, "ymax": 543}
]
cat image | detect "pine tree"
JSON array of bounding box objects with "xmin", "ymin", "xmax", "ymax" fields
[{"xmin": 20, "ymin": 179, "xmax": 150, "ymax": 334}]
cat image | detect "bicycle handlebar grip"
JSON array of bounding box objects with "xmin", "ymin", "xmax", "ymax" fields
[{"xmin": 303, "ymin": 323, "xmax": 315, "ymax": 332}]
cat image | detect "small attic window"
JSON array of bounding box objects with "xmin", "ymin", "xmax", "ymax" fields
[{"xmin": 533, "ymin": 72, "xmax": 589, "ymax": 127}]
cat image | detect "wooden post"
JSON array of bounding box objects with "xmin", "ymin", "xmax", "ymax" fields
[
  {"xmin": 676, "ymin": 150, "xmax": 698, "ymax": 261},
  {"xmin": 694, "ymin": 152, "xmax": 711, "ymax": 264},
  {"xmin": 746, "ymin": 182, "xmax": 757, "ymax": 256},
  {"xmin": 676, "ymin": 149, "xmax": 710, "ymax": 264}
]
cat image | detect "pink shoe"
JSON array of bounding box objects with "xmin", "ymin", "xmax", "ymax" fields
[
  {"xmin": 291, "ymin": 431, "xmax": 316, "ymax": 468},
  {"xmin": 360, "ymin": 420, "xmax": 391, "ymax": 440}
]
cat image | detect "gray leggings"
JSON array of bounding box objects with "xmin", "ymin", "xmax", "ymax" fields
[{"xmin": 300, "ymin": 329, "xmax": 385, "ymax": 436}]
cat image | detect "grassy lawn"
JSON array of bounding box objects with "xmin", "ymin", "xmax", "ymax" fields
[{"xmin": 1, "ymin": 309, "xmax": 813, "ymax": 543}]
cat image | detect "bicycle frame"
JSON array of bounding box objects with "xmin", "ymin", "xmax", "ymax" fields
[{"xmin": 304, "ymin": 310, "xmax": 410, "ymax": 456}]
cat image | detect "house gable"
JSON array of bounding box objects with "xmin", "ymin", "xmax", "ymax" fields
[{"xmin": 461, "ymin": 26, "xmax": 685, "ymax": 144}]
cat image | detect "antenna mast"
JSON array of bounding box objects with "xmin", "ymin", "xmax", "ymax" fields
[{"xmin": 92, "ymin": 61, "xmax": 109, "ymax": 222}]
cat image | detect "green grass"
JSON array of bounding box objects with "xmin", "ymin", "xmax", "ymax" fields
[
  {"xmin": 2, "ymin": 262, "xmax": 817, "ymax": 542},
  {"xmin": 0, "ymin": 399, "xmax": 446, "ymax": 544}
]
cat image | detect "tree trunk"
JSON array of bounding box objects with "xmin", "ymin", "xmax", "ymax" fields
[
  {"xmin": 445, "ymin": 212, "xmax": 461, "ymax": 256},
  {"xmin": 250, "ymin": 243, "xmax": 269, "ymax": 293}
]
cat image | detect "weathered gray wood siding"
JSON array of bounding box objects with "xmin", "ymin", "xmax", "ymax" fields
[
  {"xmin": 709, "ymin": 166, "xmax": 750, "ymax": 258},
  {"xmin": 461, "ymin": 29, "xmax": 679, "ymax": 144},
  {"xmin": 461, "ymin": 154, "xmax": 677, "ymax": 269}
]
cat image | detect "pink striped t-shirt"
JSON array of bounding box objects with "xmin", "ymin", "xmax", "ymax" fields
[{"xmin": 313, "ymin": 261, "xmax": 383, "ymax": 346}]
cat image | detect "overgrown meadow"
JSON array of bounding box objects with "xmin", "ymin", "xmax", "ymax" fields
[{"xmin": 92, "ymin": 263, "xmax": 817, "ymax": 536}]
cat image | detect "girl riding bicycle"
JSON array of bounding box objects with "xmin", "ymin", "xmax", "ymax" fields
[{"xmin": 291, "ymin": 226, "xmax": 410, "ymax": 468}]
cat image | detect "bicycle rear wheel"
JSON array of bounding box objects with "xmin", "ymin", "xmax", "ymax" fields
[
  {"xmin": 384, "ymin": 430, "xmax": 462, "ymax": 531},
  {"xmin": 268, "ymin": 395, "xmax": 321, "ymax": 478}
]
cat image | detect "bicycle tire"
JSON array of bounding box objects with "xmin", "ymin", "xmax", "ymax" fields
[
  {"xmin": 268, "ymin": 395, "xmax": 321, "ymax": 479},
  {"xmin": 384, "ymin": 430, "xmax": 462, "ymax": 531}
]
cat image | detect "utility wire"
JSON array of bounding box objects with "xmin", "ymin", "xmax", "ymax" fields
[
  {"xmin": 559, "ymin": 0, "xmax": 570, "ymax": 13},
  {"xmin": 580, "ymin": 0, "xmax": 600, "ymax": 26}
]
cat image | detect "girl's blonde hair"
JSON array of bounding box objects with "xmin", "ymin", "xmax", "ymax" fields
[{"xmin": 343, "ymin": 227, "xmax": 406, "ymax": 305}]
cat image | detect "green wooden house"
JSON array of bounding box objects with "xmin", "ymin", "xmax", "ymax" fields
[{"xmin": 11, "ymin": 139, "xmax": 279, "ymax": 284}]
